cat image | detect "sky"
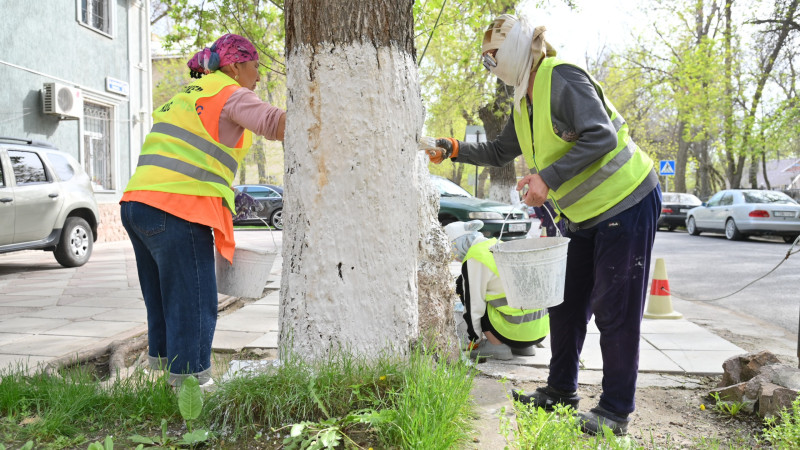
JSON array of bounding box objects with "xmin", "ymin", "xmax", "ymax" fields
[{"xmin": 519, "ymin": 0, "xmax": 647, "ymax": 67}]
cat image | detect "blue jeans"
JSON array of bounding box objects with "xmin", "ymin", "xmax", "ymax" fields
[
  {"xmin": 546, "ymin": 185, "xmax": 662, "ymax": 416},
  {"xmin": 121, "ymin": 201, "xmax": 217, "ymax": 383}
]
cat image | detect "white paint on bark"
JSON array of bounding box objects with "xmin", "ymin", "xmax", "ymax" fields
[{"xmin": 281, "ymin": 42, "xmax": 424, "ymax": 360}]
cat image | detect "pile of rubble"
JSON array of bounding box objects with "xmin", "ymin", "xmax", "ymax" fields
[{"xmin": 712, "ymin": 350, "xmax": 800, "ymax": 418}]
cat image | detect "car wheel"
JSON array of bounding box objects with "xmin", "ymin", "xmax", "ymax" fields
[
  {"xmin": 724, "ymin": 218, "xmax": 743, "ymax": 241},
  {"xmin": 686, "ymin": 217, "xmax": 700, "ymax": 236},
  {"xmin": 783, "ymin": 235, "xmax": 799, "ymax": 244},
  {"xmin": 270, "ymin": 208, "xmax": 283, "ymax": 230},
  {"xmin": 667, "ymin": 225, "xmax": 677, "ymax": 231},
  {"xmin": 54, "ymin": 217, "xmax": 93, "ymax": 267}
]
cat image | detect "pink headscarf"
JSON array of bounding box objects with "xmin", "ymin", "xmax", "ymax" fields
[{"xmin": 187, "ymin": 34, "xmax": 259, "ymax": 79}]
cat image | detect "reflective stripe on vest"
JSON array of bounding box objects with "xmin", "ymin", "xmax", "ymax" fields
[
  {"xmin": 150, "ymin": 122, "xmax": 238, "ymax": 174},
  {"xmin": 513, "ymin": 58, "xmax": 654, "ymax": 223},
  {"xmin": 125, "ymin": 72, "xmax": 251, "ymax": 213},
  {"xmin": 463, "ymin": 239, "xmax": 549, "ymax": 342}
]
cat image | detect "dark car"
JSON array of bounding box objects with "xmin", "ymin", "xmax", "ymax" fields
[
  {"xmin": 233, "ymin": 184, "xmax": 284, "ymax": 230},
  {"xmin": 431, "ymin": 175, "xmax": 531, "ymax": 240},
  {"xmin": 0, "ymin": 137, "xmax": 99, "ymax": 267},
  {"xmin": 686, "ymin": 189, "xmax": 800, "ymax": 242},
  {"xmin": 658, "ymin": 192, "xmax": 702, "ymax": 231}
]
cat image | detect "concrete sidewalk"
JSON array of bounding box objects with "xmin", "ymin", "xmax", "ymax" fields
[{"xmin": 0, "ymin": 230, "xmax": 746, "ymax": 379}]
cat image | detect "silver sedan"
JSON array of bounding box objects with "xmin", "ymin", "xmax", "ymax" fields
[{"xmin": 686, "ymin": 189, "xmax": 800, "ymax": 242}]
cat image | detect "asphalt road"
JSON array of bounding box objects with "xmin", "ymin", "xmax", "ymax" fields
[{"xmin": 651, "ymin": 230, "xmax": 800, "ymax": 335}]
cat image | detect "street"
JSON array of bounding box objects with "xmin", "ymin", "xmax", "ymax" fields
[{"xmin": 651, "ymin": 230, "xmax": 800, "ymax": 335}]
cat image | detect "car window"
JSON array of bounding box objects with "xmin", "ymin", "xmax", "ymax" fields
[
  {"xmin": 46, "ymin": 153, "xmax": 75, "ymax": 181},
  {"xmin": 706, "ymin": 192, "xmax": 723, "ymax": 206},
  {"xmin": 247, "ymin": 186, "xmax": 280, "ymax": 198},
  {"xmin": 679, "ymin": 194, "xmax": 702, "ymax": 205},
  {"xmin": 431, "ymin": 176, "xmax": 471, "ymax": 197},
  {"xmin": 719, "ymin": 193, "xmax": 733, "ymax": 206},
  {"xmin": 662, "ymin": 193, "xmax": 678, "ymax": 203},
  {"xmin": 0, "ymin": 156, "xmax": 5, "ymax": 188},
  {"xmin": 9, "ymin": 150, "xmax": 49, "ymax": 185},
  {"xmin": 743, "ymin": 190, "xmax": 797, "ymax": 205}
]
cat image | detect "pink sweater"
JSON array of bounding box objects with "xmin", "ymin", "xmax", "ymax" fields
[{"xmin": 219, "ymin": 88, "xmax": 285, "ymax": 147}]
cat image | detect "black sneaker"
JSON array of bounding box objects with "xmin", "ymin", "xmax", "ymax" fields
[
  {"xmin": 511, "ymin": 385, "xmax": 581, "ymax": 410},
  {"xmin": 578, "ymin": 406, "xmax": 630, "ymax": 436}
]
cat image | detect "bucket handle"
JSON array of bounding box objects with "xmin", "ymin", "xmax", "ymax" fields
[{"xmin": 497, "ymin": 196, "xmax": 562, "ymax": 242}]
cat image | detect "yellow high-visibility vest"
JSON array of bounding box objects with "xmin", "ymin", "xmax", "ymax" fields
[
  {"xmin": 125, "ymin": 71, "xmax": 252, "ymax": 213},
  {"xmin": 464, "ymin": 238, "xmax": 549, "ymax": 343},
  {"xmin": 513, "ymin": 57, "xmax": 654, "ymax": 223}
]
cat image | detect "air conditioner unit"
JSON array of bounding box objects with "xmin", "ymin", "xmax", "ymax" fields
[{"xmin": 42, "ymin": 82, "xmax": 83, "ymax": 119}]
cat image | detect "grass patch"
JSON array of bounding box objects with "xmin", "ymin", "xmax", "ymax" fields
[
  {"xmin": 233, "ymin": 224, "xmax": 275, "ymax": 230},
  {"xmin": 0, "ymin": 345, "xmax": 475, "ymax": 449}
]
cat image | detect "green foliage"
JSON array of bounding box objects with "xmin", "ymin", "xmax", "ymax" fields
[
  {"xmin": 177, "ymin": 376, "xmax": 203, "ymax": 424},
  {"xmin": 709, "ymin": 391, "xmax": 748, "ymax": 418},
  {"xmin": 761, "ymin": 394, "xmax": 800, "ymax": 448},
  {"xmin": 129, "ymin": 376, "xmax": 211, "ymax": 448},
  {"xmin": 85, "ymin": 435, "xmax": 119, "ymax": 450},
  {"xmin": 205, "ymin": 344, "xmax": 474, "ymax": 448}
]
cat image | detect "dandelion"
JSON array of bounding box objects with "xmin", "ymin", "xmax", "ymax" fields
[
  {"xmin": 379, "ymin": 376, "xmax": 386, "ymax": 381},
  {"xmin": 700, "ymin": 404, "xmax": 706, "ymax": 411}
]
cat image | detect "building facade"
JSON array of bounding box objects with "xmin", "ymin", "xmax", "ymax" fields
[{"xmin": 0, "ymin": 0, "xmax": 152, "ymax": 241}]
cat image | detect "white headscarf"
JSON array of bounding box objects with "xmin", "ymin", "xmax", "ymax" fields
[
  {"xmin": 482, "ymin": 15, "xmax": 555, "ymax": 112},
  {"xmin": 444, "ymin": 220, "xmax": 484, "ymax": 261}
]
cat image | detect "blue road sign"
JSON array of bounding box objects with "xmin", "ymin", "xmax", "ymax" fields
[{"xmin": 659, "ymin": 160, "xmax": 675, "ymax": 176}]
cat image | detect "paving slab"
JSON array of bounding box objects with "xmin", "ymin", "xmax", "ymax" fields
[
  {"xmin": 42, "ymin": 320, "xmax": 145, "ymax": 338},
  {"xmin": 216, "ymin": 305, "xmax": 279, "ymax": 333},
  {"xmin": 213, "ymin": 330, "xmax": 265, "ymax": 351},
  {"xmin": 245, "ymin": 332, "xmax": 279, "ymax": 349},
  {"xmin": 21, "ymin": 306, "xmax": 113, "ymax": 320},
  {"xmin": 0, "ymin": 334, "xmax": 104, "ymax": 357},
  {"xmin": 0, "ymin": 355, "xmax": 52, "ymax": 375},
  {"xmin": 0, "ymin": 317, "xmax": 70, "ymax": 334}
]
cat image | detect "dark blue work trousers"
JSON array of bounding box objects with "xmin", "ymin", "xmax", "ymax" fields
[{"xmin": 547, "ymin": 185, "xmax": 661, "ymax": 416}]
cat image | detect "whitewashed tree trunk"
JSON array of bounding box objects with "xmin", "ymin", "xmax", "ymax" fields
[
  {"xmin": 281, "ymin": 1, "xmax": 425, "ymax": 360},
  {"xmin": 415, "ymin": 153, "xmax": 460, "ymax": 359}
]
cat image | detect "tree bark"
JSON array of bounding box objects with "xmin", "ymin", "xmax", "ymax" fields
[
  {"xmin": 675, "ymin": 120, "xmax": 690, "ymax": 193},
  {"xmin": 282, "ymin": 0, "xmax": 427, "ymax": 360},
  {"xmin": 479, "ymin": 78, "xmax": 516, "ymax": 203}
]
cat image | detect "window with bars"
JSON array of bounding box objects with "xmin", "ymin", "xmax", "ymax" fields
[
  {"xmin": 79, "ymin": 0, "xmax": 111, "ymax": 35},
  {"xmin": 83, "ymin": 102, "xmax": 114, "ymax": 191}
]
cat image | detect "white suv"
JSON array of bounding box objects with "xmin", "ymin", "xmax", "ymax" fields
[{"xmin": 0, "ymin": 137, "xmax": 99, "ymax": 267}]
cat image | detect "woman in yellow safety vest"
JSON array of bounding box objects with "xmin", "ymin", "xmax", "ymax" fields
[
  {"xmin": 120, "ymin": 34, "xmax": 285, "ymax": 389},
  {"xmin": 429, "ymin": 15, "xmax": 661, "ymax": 436},
  {"xmin": 445, "ymin": 220, "xmax": 549, "ymax": 361}
]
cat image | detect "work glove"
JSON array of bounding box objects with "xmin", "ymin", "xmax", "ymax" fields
[{"xmin": 428, "ymin": 138, "xmax": 459, "ymax": 164}]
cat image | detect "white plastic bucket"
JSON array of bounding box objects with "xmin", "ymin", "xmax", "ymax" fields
[
  {"xmin": 490, "ymin": 236, "xmax": 570, "ymax": 309},
  {"xmin": 215, "ymin": 245, "xmax": 277, "ymax": 298}
]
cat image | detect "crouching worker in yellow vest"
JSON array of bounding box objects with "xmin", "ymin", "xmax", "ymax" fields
[{"xmin": 445, "ymin": 220, "xmax": 549, "ymax": 361}]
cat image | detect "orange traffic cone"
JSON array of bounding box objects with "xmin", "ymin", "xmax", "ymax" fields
[{"xmin": 643, "ymin": 258, "xmax": 683, "ymax": 319}]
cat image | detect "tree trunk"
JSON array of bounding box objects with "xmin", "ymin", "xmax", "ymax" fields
[
  {"xmin": 282, "ymin": 0, "xmax": 425, "ymax": 360},
  {"xmin": 254, "ymin": 138, "xmax": 267, "ymax": 183},
  {"xmin": 480, "ymin": 78, "xmax": 516, "ymax": 203},
  {"xmin": 674, "ymin": 120, "xmax": 690, "ymax": 193}
]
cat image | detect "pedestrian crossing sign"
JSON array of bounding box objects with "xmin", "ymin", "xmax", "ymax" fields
[{"xmin": 659, "ymin": 160, "xmax": 675, "ymax": 176}]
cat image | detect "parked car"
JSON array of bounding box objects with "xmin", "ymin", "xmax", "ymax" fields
[
  {"xmin": 233, "ymin": 184, "xmax": 284, "ymax": 230},
  {"xmin": 431, "ymin": 175, "xmax": 531, "ymax": 240},
  {"xmin": 658, "ymin": 192, "xmax": 703, "ymax": 231},
  {"xmin": 686, "ymin": 189, "xmax": 800, "ymax": 242},
  {"xmin": 0, "ymin": 137, "xmax": 99, "ymax": 267}
]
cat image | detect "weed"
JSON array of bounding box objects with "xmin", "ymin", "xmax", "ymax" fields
[
  {"xmin": 709, "ymin": 392, "xmax": 748, "ymax": 418},
  {"xmin": 129, "ymin": 376, "xmax": 210, "ymax": 447},
  {"xmin": 760, "ymin": 394, "xmax": 800, "ymax": 448}
]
